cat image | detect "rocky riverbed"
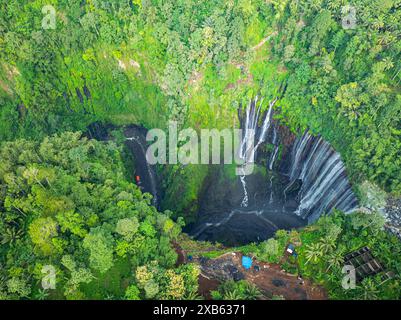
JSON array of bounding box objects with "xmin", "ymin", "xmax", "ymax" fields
[{"xmin": 384, "ymin": 197, "xmax": 401, "ymax": 239}]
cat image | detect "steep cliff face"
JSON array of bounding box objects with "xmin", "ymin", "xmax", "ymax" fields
[{"xmin": 385, "ymin": 197, "xmax": 401, "ymax": 239}]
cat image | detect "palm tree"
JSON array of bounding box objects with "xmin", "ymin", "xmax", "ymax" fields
[
  {"xmin": 1, "ymin": 227, "xmax": 24, "ymax": 245},
  {"xmin": 326, "ymin": 250, "xmax": 344, "ymax": 272},
  {"xmin": 305, "ymin": 243, "xmax": 324, "ymax": 264},
  {"xmin": 244, "ymin": 283, "xmax": 262, "ymax": 300},
  {"xmin": 378, "ymin": 32, "xmax": 396, "ymax": 46},
  {"xmin": 372, "ymin": 17, "xmax": 385, "ymax": 30},
  {"xmin": 184, "ymin": 290, "xmax": 203, "ymax": 300},
  {"xmin": 382, "ymin": 58, "xmax": 394, "ymax": 71},
  {"xmin": 223, "ymin": 289, "xmax": 242, "ymax": 300},
  {"xmin": 320, "ymin": 237, "xmax": 336, "ymax": 255},
  {"xmin": 104, "ymin": 293, "xmax": 116, "ymax": 300},
  {"xmin": 327, "ymin": 0, "xmax": 342, "ymax": 11},
  {"xmin": 34, "ymin": 289, "xmax": 49, "ymax": 300},
  {"xmin": 358, "ymin": 278, "xmax": 379, "ymax": 300}
]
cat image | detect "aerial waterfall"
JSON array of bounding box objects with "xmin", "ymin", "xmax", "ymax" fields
[
  {"xmin": 238, "ymin": 97, "xmax": 276, "ymax": 207},
  {"xmin": 287, "ymin": 131, "xmax": 358, "ymax": 222},
  {"xmin": 189, "ymin": 98, "xmax": 358, "ymax": 245}
]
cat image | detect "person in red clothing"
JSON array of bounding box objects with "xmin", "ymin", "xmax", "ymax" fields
[
  {"xmin": 135, "ymin": 175, "xmax": 141, "ymax": 185},
  {"xmin": 135, "ymin": 175, "xmax": 144, "ymax": 191}
]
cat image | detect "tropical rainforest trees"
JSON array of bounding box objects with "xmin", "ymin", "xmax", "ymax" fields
[
  {"xmin": 0, "ymin": 132, "xmax": 198, "ymax": 300},
  {"xmin": 272, "ymin": 0, "xmax": 401, "ymax": 195},
  {"xmin": 0, "ymin": 0, "xmax": 400, "ymax": 301},
  {"xmin": 295, "ymin": 211, "xmax": 401, "ymax": 300},
  {"xmin": 1, "ymin": 0, "xmax": 399, "ymax": 216},
  {"xmin": 238, "ymin": 209, "xmax": 401, "ymax": 300}
]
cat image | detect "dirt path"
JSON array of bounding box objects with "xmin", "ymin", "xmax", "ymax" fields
[
  {"xmin": 173, "ymin": 242, "xmax": 186, "ymax": 266},
  {"xmin": 224, "ymin": 32, "xmax": 278, "ymax": 92},
  {"xmin": 251, "ymin": 32, "xmax": 278, "ymax": 51},
  {"xmin": 230, "ymin": 253, "xmax": 327, "ymax": 300},
  {"xmin": 174, "ymin": 243, "xmax": 327, "ymax": 300},
  {"xmin": 198, "ymin": 275, "xmax": 221, "ymax": 300}
]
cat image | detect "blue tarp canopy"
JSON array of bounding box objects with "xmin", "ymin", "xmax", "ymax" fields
[
  {"xmin": 242, "ymin": 256, "xmax": 252, "ymax": 269},
  {"xmin": 287, "ymin": 244, "xmax": 298, "ymax": 257}
]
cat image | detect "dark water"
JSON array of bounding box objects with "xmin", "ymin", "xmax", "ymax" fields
[
  {"xmin": 187, "ymin": 166, "xmax": 307, "ymax": 246},
  {"xmin": 193, "ymin": 209, "xmax": 306, "ymax": 246}
]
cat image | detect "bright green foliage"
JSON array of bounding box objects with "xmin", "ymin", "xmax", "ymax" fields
[
  {"xmin": 135, "ymin": 262, "xmax": 199, "ymax": 300},
  {"xmin": 0, "ymin": 0, "xmax": 271, "ymax": 136},
  {"xmin": 28, "ymin": 217, "xmax": 59, "ymax": 256},
  {"xmin": 212, "ymin": 280, "xmax": 262, "ymax": 300},
  {"xmin": 125, "ymin": 285, "xmax": 140, "ymax": 300},
  {"xmin": 83, "ymin": 228, "xmax": 114, "ymax": 274},
  {"xmin": 295, "ymin": 211, "xmax": 401, "ymax": 300},
  {"xmin": 0, "ymin": 0, "xmax": 400, "ymax": 301},
  {"xmin": 116, "ymin": 218, "xmax": 139, "ymax": 241},
  {"xmin": 260, "ymin": 238, "xmax": 280, "ymax": 263},
  {"xmin": 272, "ymin": 0, "xmax": 401, "ymax": 194},
  {"xmin": 0, "ymin": 132, "xmax": 188, "ymax": 299},
  {"xmin": 253, "ymin": 229, "xmax": 289, "ymax": 263},
  {"xmin": 6, "ymin": 277, "xmax": 31, "ymax": 298}
]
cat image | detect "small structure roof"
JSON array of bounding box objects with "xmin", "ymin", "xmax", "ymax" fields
[{"xmin": 344, "ymin": 246, "xmax": 384, "ymax": 282}]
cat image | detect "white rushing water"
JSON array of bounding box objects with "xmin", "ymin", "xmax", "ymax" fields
[
  {"xmin": 269, "ymin": 175, "xmax": 274, "ymax": 204},
  {"xmin": 238, "ymin": 97, "xmax": 277, "ymax": 207},
  {"xmin": 240, "ymin": 172, "xmax": 249, "ymax": 207},
  {"xmin": 268, "ymin": 126, "xmax": 279, "ymax": 171},
  {"xmin": 269, "ymin": 146, "xmax": 279, "ymax": 171},
  {"xmin": 287, "ymin": 131, "xmax": 358, "ymax": 222}
]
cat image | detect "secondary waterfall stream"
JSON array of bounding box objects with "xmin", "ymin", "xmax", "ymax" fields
[
  {"xmin": 125, "ymin": 132, "xmax": 159, "ymax": 208},
  {"xmin": 269, "ymin": 126, "xmax": 279, "ymax": 171}
]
